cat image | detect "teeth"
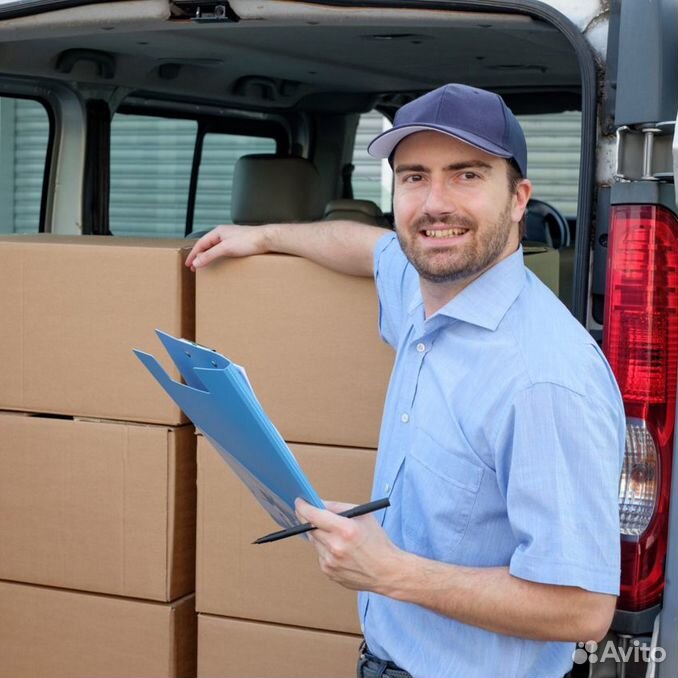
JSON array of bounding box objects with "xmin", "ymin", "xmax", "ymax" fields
[{"xmin": 425, "ymin": 228, "xmax": 467, "ymax": 238}]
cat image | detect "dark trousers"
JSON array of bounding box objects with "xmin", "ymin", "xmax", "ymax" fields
[
  {"xmin": 357, "ymin": 643, "xmax": 572, "ymax": 678},
  {"xmin": 357, "ymin": 642, "xmax": 413, "ymax": 678}
]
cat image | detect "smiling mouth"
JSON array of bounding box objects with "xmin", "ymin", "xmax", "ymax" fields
[{"xmin": 423, "ymin": 228, "xmax": 469, "ymax": 238}]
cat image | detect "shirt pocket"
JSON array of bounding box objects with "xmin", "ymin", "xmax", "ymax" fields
[{"xmin": 402, "ymin": 427, "xmax": 484, "ymax": 563}]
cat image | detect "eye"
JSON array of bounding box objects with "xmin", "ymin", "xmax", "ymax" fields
[
  {"xmin": 460, "ymin": 171, "xmax": 480, "ymax": 181},
  {"xmin": 403, "ymin": 173, "xmax": 423, "ymax": 183}
]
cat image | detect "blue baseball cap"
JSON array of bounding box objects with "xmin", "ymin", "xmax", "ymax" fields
[{"xmin": 367, "ymin": 83, "xmax": 528, "ymax": 177}]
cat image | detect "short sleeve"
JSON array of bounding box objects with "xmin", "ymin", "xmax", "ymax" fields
[
  {"xmin": 494, "ymin": 368, "xmax": 625, "ymax": 595},
  {"xmin": 373, "ymin": 231, "xmax": 416, "ymax": 348}
]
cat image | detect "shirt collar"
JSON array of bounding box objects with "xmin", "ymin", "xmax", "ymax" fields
[{"xmin": 407, "ymin": 246, "xmax": 527, "ymax": 332}]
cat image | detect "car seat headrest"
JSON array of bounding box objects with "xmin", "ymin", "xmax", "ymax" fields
[{"xmin": 231, "ymin": 154, "xmax": 325, "ymax": 225}]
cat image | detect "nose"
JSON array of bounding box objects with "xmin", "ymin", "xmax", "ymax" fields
[{"xmin": 422, "ymin": 176, "xmax": 454, "ymax": 218}]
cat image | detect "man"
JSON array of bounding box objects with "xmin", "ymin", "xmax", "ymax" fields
[{"xmin": 186, "ymin": 84, "xmax": 625, "ymax": 678}]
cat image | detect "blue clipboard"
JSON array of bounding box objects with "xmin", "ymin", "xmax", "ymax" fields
[{"xmin": 134, "ymin": 330, "xmax": 324, "ymax": 532}]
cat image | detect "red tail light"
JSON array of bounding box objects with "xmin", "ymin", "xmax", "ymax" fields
[
  {"xmin": 603, "ymin": 205, "xmax": 678, "ymax": 610},
  {"xmin": 603, "ymin": 204, "xmax": 678, "ymax": 611}
]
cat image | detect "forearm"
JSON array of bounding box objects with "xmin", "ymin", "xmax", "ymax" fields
[
  {"xmin": 381, "ymin": 552, "xmax": 615, "ymax": 642},
  {"xmin": 295, "ymin": 501, "xmax": 616, "ymax": 643},
  {"xmin": 263, "ymin": 220, "xmax": 385, "ymax": 277}
]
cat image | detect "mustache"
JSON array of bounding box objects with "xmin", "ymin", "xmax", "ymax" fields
[{"xmin": 412, "ymin": 214, "xmax": 476, "ymax": 231}]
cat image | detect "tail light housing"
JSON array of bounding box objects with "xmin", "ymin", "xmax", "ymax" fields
[{"xmin": 603, "ymin": 204, "xmax": 678, "ymax": 611}]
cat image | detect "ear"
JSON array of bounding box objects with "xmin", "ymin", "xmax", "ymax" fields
[{"xmin": 511, "ymin": 179, "xmax": 532, "ymax": 223}]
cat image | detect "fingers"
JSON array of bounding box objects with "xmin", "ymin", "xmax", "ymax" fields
[
  {"xmin": 295, "ymin": 499, "xmax": 358, "ymax": 539},
  {"xmin": 190, "ymin": 239, "xmax": 231, "ymax": 271},
  {"xmin": 185, "ymin": 227, "xmax": 225, "ymax": 269},
  {"xmin": 323, "ymin": 500, "xmax": 357, "ymax": 514},
  {"xmin": 185, "ymin": 223, "xmax": 269, "ymax": 271}
]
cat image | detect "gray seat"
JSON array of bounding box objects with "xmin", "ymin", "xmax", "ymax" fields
[
  {"xmin": 230, "ymin": 154, "xmax": 325, "ymax": 226},
  {"xmin": 187, "ymin": 154, "xmax": 325, "ymax": 239},
  {"xmin": 322, "ymin": 198, "xmax": 391, "ymax": 228}
]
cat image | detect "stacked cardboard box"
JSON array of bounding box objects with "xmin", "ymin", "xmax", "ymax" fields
[
  {"xmin": 0, "ymin": 237, "xmax": 565, "ymax": 677},
  {"xmin": 0, "ymin": 236, "xmax": 197, "ymax": 678},
  {"xmin": 0, "ymin": 581, "xmax": 195, "ymax": 678},
  {"xmin": 195, "ymin": 255, "xmax": 393, "ymax": 677}
]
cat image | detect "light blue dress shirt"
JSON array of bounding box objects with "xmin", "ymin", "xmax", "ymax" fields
[{"xmin": 358, "ymin": 233, "xmax": 625, "ymax": 678}]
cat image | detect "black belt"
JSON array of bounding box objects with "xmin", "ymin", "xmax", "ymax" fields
[{"xmin": 357, "ymin": 642, "xmax": 413, "ymax": 678}]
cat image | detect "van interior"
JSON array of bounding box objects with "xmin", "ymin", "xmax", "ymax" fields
[{"xmin": 0, "ymin": 0, "xmax": 590, "ymax": 315}]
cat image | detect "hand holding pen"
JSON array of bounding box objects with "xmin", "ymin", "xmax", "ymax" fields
[{"xmin": 254, "ymin": 497, "xmax": 390, "ymax": 544}]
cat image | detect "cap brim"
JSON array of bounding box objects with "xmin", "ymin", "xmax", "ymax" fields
[{"xmin": 367, "ymin": 124, "xmax": 513, "ymax": 163}]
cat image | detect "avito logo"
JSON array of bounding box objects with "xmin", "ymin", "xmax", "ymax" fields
[{"xmin": 572, "ymin": 640, "xmax": 666, "ymax": 665}]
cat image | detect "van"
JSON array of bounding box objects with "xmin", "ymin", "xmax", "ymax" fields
[{"xmin": 0, "ymin": 1, "xmax": 675, "ymax": 676}]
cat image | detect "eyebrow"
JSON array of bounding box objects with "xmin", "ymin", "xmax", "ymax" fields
[{"xmin": 394, "ymin": 160, "xmax": 494, "ymax": 174}]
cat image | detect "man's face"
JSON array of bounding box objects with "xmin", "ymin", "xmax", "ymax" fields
[{"xmin": 392, "ymin": 131, "xmax": 529, "ymax": 285}]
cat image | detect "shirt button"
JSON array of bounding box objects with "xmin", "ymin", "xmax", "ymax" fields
[
  {"xmin": 416, "ymin": 342, "xmax": 426, "ymax": 353},
  {"xmin": 401, "ymin": 413, "xmax": 409, "ymax": 423},
  {"xmin": 383, "ymin": 483, "xmax": 390, "ymax": 493}
]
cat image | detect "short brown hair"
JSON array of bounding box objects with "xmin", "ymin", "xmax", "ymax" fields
[{"xmin": 507, "ymin": 159, "xmax": 527, "ymax": 240}]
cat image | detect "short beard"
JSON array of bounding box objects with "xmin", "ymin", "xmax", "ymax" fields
[{"xmin": 396, "ymin": 201, "xmax": 514, "ymax": 284}]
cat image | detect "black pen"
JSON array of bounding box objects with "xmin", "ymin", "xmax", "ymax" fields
[{"xmin": 253, "ymin": 497, "xmax": 390, "ymax": 544}]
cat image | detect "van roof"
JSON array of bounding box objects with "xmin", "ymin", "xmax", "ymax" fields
[{"xmin": 0, "ymin": 0, "xmax": 584, "ymax": 114}]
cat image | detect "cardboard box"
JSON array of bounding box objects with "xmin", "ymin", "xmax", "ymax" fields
[
  {"xmin": 0, "ymin": 235, "xmax": 194, "ymax": 425},
  {"xmin": 196, "ymin": 436, "xmax": 375, "ymax": 633},
  {"xmin": 196, "ymin": 254, "xmax": 393, "ymax": 448},
  {"xmin": 198, "ymin": 614, "xmax": 361, "ymax": 678},
  {"xmin": 0, "ymin": 581, "xmax": 196, "ymax": 678},
  {"xmin": 0, "ymin": 413, "xmax": 196, "ymax": 601}
]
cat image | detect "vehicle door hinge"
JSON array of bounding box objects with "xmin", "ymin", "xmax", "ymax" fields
[
  {"xmin": 615, "ymin": 122, "xmax": 675, "ymax": 182},
  {"xmin": 170, "ymin": 1, "xmax": 239, "ymax": 23}
]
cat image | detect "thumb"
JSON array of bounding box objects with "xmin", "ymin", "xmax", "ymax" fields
[
  {"xmin": 295, "ymin": 497, "xmax": 315, "ymax": 522},
  {"xmin": 294, "ymin": 499, "xmax": 350, "ymax": 532}
]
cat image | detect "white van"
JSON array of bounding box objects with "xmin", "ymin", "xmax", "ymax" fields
[{"xmin": 0, "ymin": 1, "xmax": 675, "ymax": 676}]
